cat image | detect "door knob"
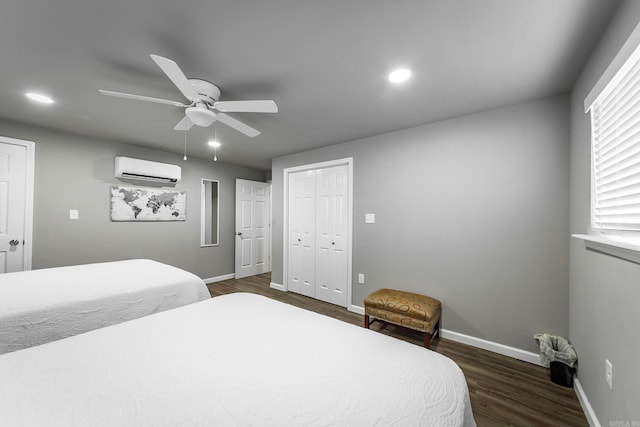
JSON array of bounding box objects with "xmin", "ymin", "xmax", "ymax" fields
[
  {"xmin": 9, "ymin": 239, "xmax": 19, "ymax": 246},
  {"xmin": 237, "ymin": 232, "xmax": 242, "ymax": 236}
]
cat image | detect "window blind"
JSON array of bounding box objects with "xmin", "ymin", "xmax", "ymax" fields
[{"xmin": 590, "ymin": 43, "xmax": 640, "ymax": 231}]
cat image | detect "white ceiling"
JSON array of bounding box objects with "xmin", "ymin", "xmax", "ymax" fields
[{"xmin": 0, "ymin": 0, "xmax": 620, "ymax": 171}]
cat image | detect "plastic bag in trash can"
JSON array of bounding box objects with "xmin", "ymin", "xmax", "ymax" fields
[{"xmin": 534, "ymin": 334, "xmax": 577, "ymax": 368}]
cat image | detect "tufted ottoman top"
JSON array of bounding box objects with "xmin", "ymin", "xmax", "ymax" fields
[{"xmin": 364, "ymin": 288, "xmax": 441, "ymax": 323}]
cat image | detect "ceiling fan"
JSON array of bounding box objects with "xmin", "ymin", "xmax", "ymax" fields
[{"xmin": 99, "ymin": 54, "xmax": 277, "ymax": 137}]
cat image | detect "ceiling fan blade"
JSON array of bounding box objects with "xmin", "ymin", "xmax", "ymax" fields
[
  {"xmin": 174, "ymin": 116, "xmax": 194, "ymax": 131},
  {"xmin": 99, "ymin": 90, "xmax": 188, "ymax": 107},
  {"xmin": 150, "ymin": 54, "xmax": 200, "ymax": 102},
  {"xmin": 213, "ymin": 100, "xmax": 278, "ymax": 113},
  {"xmin": 216, "ymin": 113, "xmax": 260, "ymax": 137}
]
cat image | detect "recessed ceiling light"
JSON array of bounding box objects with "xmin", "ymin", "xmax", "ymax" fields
[
  {"xmin": 25, "ymin": 92, "xmax": 55, "ymax": 104},
  {"xmin": 208, "ymin": 140, "xmax": 221, "ymax": 148},
  {"xmin": 388, "ymin": 68, "xmax": 412, "ymax": 83}
]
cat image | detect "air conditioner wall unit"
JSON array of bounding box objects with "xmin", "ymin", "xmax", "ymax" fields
[{"xmin": 114, "ymin": 156, "xmax": 181, "ymax": 183}]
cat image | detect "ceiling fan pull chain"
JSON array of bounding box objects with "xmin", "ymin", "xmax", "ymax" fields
[
  {"xmin": 183, "ymin": 131, "xmax": 187, "ymax": 161},
  {"xmin": 214, "ymin": 128, "xmax": 218, "ymax": 162}
]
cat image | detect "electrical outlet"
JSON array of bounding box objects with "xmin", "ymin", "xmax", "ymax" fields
[
  {"xmin": 358, "ymin": 273, "xmax": 365, "ymax": 284},
  {"xmin": 605, "ymin": 359, "xmax": 613, "ymax": 390}
]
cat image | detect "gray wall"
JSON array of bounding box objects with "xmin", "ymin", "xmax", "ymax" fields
[
  {"xmin": 1, "ymin": 118, "xmax": 264, "ymax": 280},
  {"xmin": 570, "ymin": 0, "xmax": 640, "ymax": 423},
  {"xmin": 272, "ymin": 95, "xmax": 570, "ymax": 353}
]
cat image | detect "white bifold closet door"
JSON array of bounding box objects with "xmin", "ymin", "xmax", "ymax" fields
[{"xmin": 287, "ymin": 165, "xmax": 348, "ymax": 307}]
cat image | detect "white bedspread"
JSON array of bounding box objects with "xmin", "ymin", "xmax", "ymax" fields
[
  {"xmin": 0, "ymin": 293, "xmax": 475, "ymax": 426},
  {"xmin": 0, "ymin": 259, "xmax": 210, "ymax": 355}
]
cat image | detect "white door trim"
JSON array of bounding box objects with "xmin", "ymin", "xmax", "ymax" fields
[
  {"xmin": 282, "ymin": 157, "xmax": 353, "ymax": 308},
  {"xmin": 0, "ymin": 135, "xmax": 35, "ymax": 271}
]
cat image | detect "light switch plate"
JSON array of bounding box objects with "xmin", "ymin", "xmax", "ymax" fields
[
  {"xmin": 69, "ymin": 209, "xmax": 79, "ymax": 220},
  {"xmin": 365, "ymin": 213, "xmax": 375, "ymax": 224}
]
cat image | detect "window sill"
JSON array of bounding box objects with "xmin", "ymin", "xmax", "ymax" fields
[{"xmin": 572, "ymin": 234, "xmax": 640, "ymax": 265}]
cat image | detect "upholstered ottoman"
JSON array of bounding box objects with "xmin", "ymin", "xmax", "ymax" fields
[{"xmin": 364, "ymin": 288, "xmax": 441, "ymax": 348}]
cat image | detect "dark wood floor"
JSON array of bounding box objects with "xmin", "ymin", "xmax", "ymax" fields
[{"xmin": 207, "ymin": 273, "xmax": 588, "ymax": 427}]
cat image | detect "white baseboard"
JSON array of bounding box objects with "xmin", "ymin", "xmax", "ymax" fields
[
  {"xmin": 574, "ymin": 378, "xmax": 601, "ymax": 427},
  {"xmin": 440, "ymin": 329, "xmax": 542, "ymax": 366},
  {"xmin": 270, "ymin": 281, "xmax": 286, "ymax": 291},
  {"xmin": 203, "ymin": 273, "xmax": 235, "ymax": 284},
  {"xmin": 349, "ymin": 304, "xmax": 364, "ymax": 315}
]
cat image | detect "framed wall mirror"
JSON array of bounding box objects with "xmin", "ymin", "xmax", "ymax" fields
[{"xmin": 201, "ymin": 179, "xmax": 220, "ymax": 247}]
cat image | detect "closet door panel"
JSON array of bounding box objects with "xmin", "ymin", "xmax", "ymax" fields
[
  {"xmin": 288, "ymin": 171, "xmax": 315, "ymax": 297},
  {"xmin": 315, "ymin": 175, "xmax": 332, "ymax": 303},
  {"xmin": 329, "ymin": 166, "xmax": 349, "ymax": 306},
  {"xmin": 315, "ymin": 165, "xmax": 348, "ymax": 306}
]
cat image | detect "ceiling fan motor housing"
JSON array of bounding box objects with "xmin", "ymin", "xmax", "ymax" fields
[{"xmin": 189, "ymin": 79, "xmax": 220, "ymax": 104}]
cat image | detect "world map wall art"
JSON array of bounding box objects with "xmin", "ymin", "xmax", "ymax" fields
[{"xmin": 110, "ymin": 185, "xmax": 186, "ymax": 221}]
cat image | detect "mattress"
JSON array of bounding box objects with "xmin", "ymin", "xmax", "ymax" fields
[
  {"xmin": 0, "ymin": 259, "xmax": 210, "ymax": 355},
  {"xmin": 0, "ymin": 293, "xmax": 476, "ymax": 426}
]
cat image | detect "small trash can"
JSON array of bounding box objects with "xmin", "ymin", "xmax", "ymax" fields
[{"xmin": 534, "ymin": 334, "xmax": 577, "ymax": 387}]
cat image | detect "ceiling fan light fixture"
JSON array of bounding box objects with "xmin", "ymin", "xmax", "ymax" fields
[{"xmin": 185, "ymin": 106, "xmax": 217, "ymax": 127}]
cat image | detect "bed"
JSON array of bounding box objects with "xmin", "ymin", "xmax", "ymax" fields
[
  {"xmin": 0, "ymin": 259, "xmax": 210, "ymax": 355},
  {"xmin": 0, "ymin": 293, "xmax": 476, "ymax": 426}
]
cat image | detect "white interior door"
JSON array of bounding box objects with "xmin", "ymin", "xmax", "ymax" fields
[
  {"xmin": 235, "ymin": 179, "xmax": 271, "ymax": 279},
  {"xmin": 0, "ymin": 139, "xmax": 31, "ymax": 273},
  {"xmin": 315, "ymin": 165, "xmax": 349, "ymax": 306},
  {"xmin": 287, "ymin": 170, "xmax": 316, "ymax": 297}
]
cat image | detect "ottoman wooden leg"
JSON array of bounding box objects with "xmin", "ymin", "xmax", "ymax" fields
[
  {"xmin": 424, "ymin": 332, "xmax": 432, "ymax": 349},
  {"xmin": 364, "ymin": 314, "xmax": 370, "ymax": 329},
  {"xmin": 424, "ymin": 318, "xmax": 440, "ymax": 349}
]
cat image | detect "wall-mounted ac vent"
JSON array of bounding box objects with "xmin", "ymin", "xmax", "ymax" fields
[{"xmin": 114, "ymin": 156, "xmax": 181, "ymax": 183}]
